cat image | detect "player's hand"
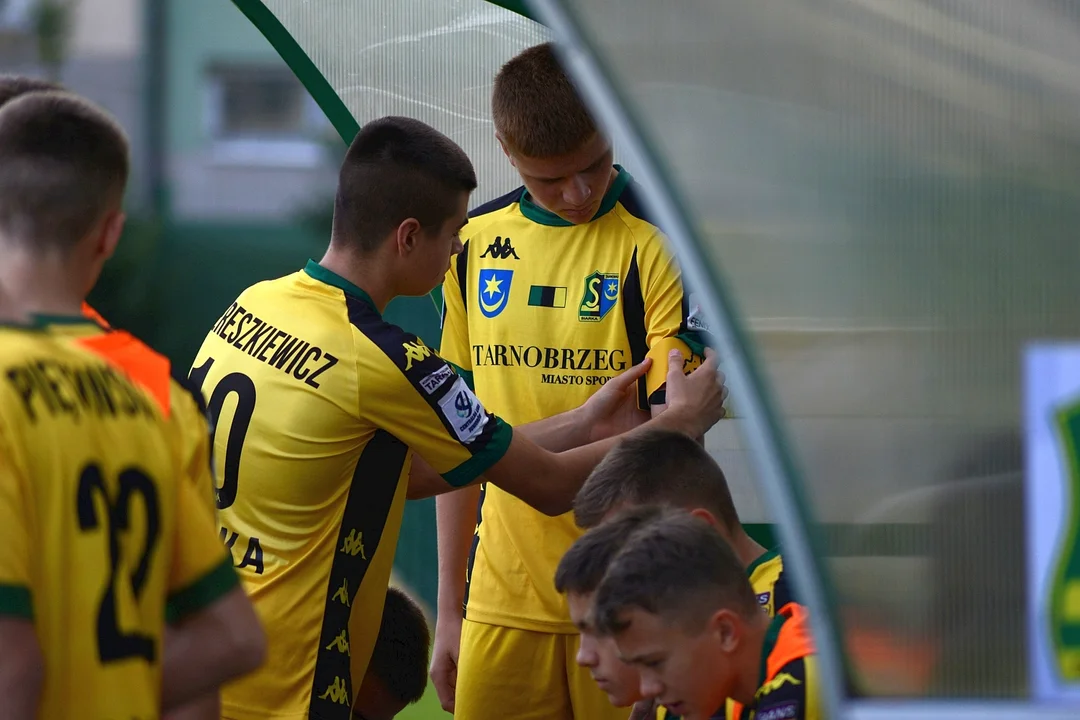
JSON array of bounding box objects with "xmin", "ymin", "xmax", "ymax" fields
[
  {"xmin": 584, "ymin": 358, "xmax": 652, "ymax": 442},
  {"xmin": 663, "ymin": 348, "xmax": 727, "ymax": 437},
  {"xmin": 429, "ymin": 613, "xmax": 463, "ymax": 713}
]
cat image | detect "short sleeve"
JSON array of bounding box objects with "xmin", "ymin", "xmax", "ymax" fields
[
  {"xmin": 356, "ymin": 323, "xmax": 512, "ymax": 489},
  {"xmin": 0, "ymin": 428, "xmax": 32, "ymax": 619},
  {"xmin": 166, "ymin": 477, "xmax": 238, "ymax": 622},
  {"xmin": 754, "ymin": 657, "xmax": 819, "ymax": 720},
  {"xmin": 169, "ymin": 378, "xmax": 218, "ymax": 515},
  {"xmin": 439, "ymin": 245, "xmax": 474, "ymax": 389},
  {"xmin": 638, "ymin": 231, "xmax": 711, "ymax": 405}
]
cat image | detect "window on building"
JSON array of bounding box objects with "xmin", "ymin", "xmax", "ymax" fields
[{"xmin": 205, "ymin": 63, "xmax": 332, "ymax": 167}]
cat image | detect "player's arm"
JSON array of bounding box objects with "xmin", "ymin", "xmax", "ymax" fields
[
  {"xmin": 161, "ymin": 478, "xmax": 265, "ymax": 710},
  {"xmin": 637, "ymin": 234, "xmax": 713, "ymax": 418},
  {"xmin": 161, "ymin": 693, "xmax": 219, "ymax": 720},
  {"xmin": 0, "ymin": 439, "xmax": 42, "ymax": 719},
  {"xmin": 393, "ymin": 347, "xmax": 724, "ymax": 518}
]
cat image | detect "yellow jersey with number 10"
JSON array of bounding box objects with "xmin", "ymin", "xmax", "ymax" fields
[
  {"xmin": 190, "ymin": 261, "xmax": 512, "ymax": 719},
  {"xmin": 0, "ymin": 325, "xmax": 236, "ymax": 720},
  {"xmin": 440, "ymin": 166, "xmax": 708, "ymax": 632}
]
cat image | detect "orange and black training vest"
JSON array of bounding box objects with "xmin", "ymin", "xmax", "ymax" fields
[{"xmin": 729, "ymin": 602, "xmax": 820, "ymax": 720}]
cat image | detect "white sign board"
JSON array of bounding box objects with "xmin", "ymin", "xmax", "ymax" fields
[{"xmin": 1026, "ymin": 344, "xmax": 1080, "ymax": 702}]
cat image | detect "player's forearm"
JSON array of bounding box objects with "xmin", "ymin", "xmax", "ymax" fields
[
  {"xmin": 435, "ymin": 486, "xmax": 480, "ymax": 616},
  {"xmin": 514, "ymin": 406, "xmax": 588, "ymax": 452}
]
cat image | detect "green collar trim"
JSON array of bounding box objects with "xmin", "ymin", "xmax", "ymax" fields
[
  {"xmin": 745, "ymin": 547, "xmax": 781, "ymax": 578},
  {"xmin": 32, "ymin": 313, "xmax": 94, "ymax": 327},
  {"xmin": 518, "ymin": 165, "xmax": 632, "ymax": 227},
  {"xmin": 303, "ymin": 259, "xmax": 378, "ymax": 314},
  {"xmin": 758, "ymin": 611, "xmax": 789, "ymax": 689}
]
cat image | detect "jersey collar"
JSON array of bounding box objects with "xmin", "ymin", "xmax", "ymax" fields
[
  {"xmin": 303, "ymin": 259, "xmax": 379, "ymax": 314},
  {"xmin": 518, "ymin": 164, "xmax": 632, "ymax": 227},
  {"xmin": 745, "ymin": 547, "xmax": 781, "ymax": 579}
]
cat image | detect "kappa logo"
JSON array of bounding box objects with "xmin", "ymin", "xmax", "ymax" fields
[
  {"xmin": 480, "ymin": 235, "xmax": 519, "ymax": 260},
  {"xmin": 478, "ymin": 268, "xmax": 513, "ymax": 318},
  {"xmin": 318, "ymin": 676, "xmax": 350, "ymax": 705},
  {"xmin": 402, "ymin": 339, "xmax": 432, "ymax": 370},
  {"xmin": 420, "ymin": 364, "xmax": 455, "ymax": 395},
  {"xmin": 756, "ymin": 672, "xmax": 802, "ymax": 699},
  {"xmin": 578, "ymin": 271, "xmax": 619, "ymax": 323}
]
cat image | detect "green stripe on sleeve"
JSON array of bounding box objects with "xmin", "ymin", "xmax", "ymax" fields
[
  {"xmin": 166, "ymin": 557, "xmax": 239, "ymax": 624},
  {"xmin": 0, "ymin": 585, "xmax": 32, "ymax": 619},
  {"xmin": 442, "ymin": 419, "xmax": 513, "ymax": 488},
  {"xmin": 448, "ymin": 362, "xmax": 475, "ymax": 391}
]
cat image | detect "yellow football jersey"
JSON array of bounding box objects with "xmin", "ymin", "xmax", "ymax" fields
[
  {"xmin": 43, "ymin": 316, "xmax": 219, "ymax": 514},
  {"xmin": 0, "ymin": 324, "xmax": 236, "ymax": 720},
  {"xmin": 190, "ymin": 261, "xmax": 512, "ymax": 720},
  {"xmin": 747, "ymin": 548, "xmax": 794, "ymax": 618},
  {"xmin": 440, "ymin": 166, "xmax": 707, "ymax": 633}
]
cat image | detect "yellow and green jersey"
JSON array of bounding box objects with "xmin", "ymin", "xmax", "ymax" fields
[
  {"xmin": 440, "ymin": 166, "xmax": 707, "ymax": 632},
  {"xmin": 747, "ymin": 548, "xmax": 795, "ymax": 619},
  {"xmin": 190, "ymin": 261, "xmax": 512, "ymax": 719},
  {"xmin": 0, "ymin": 324, "xmax": 235, "ymax": 720}
]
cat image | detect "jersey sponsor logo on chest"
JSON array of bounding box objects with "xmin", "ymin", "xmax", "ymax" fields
[
  {"xmin": 478, "ymin": 269, "xmax": 513, "ymax": 318},
  {"xmin": 579, "ymin": 271, "xmax": 620, "ymax": 322}
]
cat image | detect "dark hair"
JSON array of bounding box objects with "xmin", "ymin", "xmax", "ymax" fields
[
  {"xmin": 492, "ymin": 42, "xmax": 600, "ymax": 158},
  {"xmin": 555, "ymin": 504, "xmax": 665, "ymax": 596},
  {"xmin": 368, "ymin": 587, "xmax": 431, "ymax": 705},
  {"xmin": 0, "ymin": 75, "xmax": 63, "ymax": 109},
  {"xmin": 593, "ymin": 508, "xmax": 759, "ymax": 636},
  {"xmin": 573, "ymin": 429, "xmax": 740, "ymax": 531},
  {"xmin": 0, "ymin": 91, "xmax": 129, "ymax": 251},
  {"xmin": 332, "ymin": 116, "xmax": 476, "ymax": 253}
]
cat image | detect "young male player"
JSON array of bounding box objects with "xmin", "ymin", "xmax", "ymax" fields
[
  {"xmin": 351, "ymin": 586, "xmax": 432, "ymax": 720},
  {"xmin": 189, "ymin": 115, "xmax": 726, "ymax": 720},
  {"xmin": 574, "ymin": 429, "xmax": 793, "ymax": 618},
  {"xmin": 0, "ymin": 91, "xmax": 265, "ymax": 718},
  {"xmin": 433, "ymin": 42, "xmax": 711, "ymax": 719},
  {"xmin": 590, "ymin": 509, "xmax": 820, "ymax": 720}
]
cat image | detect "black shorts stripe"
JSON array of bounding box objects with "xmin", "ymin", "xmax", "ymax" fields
[
  {"xmin": 620, "ymin": 247, "xmax": 650, "ymax": 409},
  {"xmin": 308, "ymin": 430, "xmax": 407, "ymax": 719},
  {"xmin": 461, "ymin": 482, "xmax": 487, "ymax": 618}
]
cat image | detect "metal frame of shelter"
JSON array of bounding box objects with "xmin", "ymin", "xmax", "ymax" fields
[{"xmin": 230, "ymin": 1, "xmax": 1077, "ymax": 717}]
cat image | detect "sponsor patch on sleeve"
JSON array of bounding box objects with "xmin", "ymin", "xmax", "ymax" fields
[
  {"xmin": 437, "ymin": 377, "xmax": 489, "ymax": 444},
  {"xmin": 420, "ymin": 364, "xmax": 455, "ymax": 395},
  {"xmin": 687, "ymin": 292, "xmax": 709, "ymax": 332},
  {"xmin": 757, "ymin": 592, "xmax": 771, "ymax": 606}
]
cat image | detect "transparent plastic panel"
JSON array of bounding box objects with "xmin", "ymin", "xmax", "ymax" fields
[
  {"xmin": 260, "ymin": 0, "xmax": 548, "ymax": 205},
  {"xmin": 560, "ymin": 0, "xmax": 1080, "ymax": 700}
]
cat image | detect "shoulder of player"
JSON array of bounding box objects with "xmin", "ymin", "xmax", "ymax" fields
[
  {"xmin": 611, "ymin": 178, "xmax": 666, "ymax": 240},
  {"xmin": 169, "ymin": 371, "xmax": 209, "ymax": 420},
  {"xmin": 469, "ymin": 186, "xmax": 524, "ymax": 220},
  {"xmin": 346, "ymin": 306, "xmax": 450, "ymax": 384},
  {"xmin": 754, "ymin": 657, "xmax": 813, "ymax": 717}
]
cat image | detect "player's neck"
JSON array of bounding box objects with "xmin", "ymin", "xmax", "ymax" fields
[
  {"xmin": 0, "ymin": 245, "xmax": 85, "ymax": 318},
  {"xmin": 318, "ymin": 246, "xmax": 394, "ymax": 313},
  {"xmin": 731, "ymin": 530, "xmax": 769, "ymax": 571},
  {"xmin": 731, "ymin": 612, "xmax": 772, "ymax": 705}
]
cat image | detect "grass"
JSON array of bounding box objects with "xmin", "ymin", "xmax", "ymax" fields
[{"xmin": 398, "ymin": 680, "xmax": 452, "ymax": 720}]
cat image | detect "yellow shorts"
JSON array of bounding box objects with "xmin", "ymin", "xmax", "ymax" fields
[{"xmin": 455, "ymin": 618, "xmax": 631, "ymax": 720}]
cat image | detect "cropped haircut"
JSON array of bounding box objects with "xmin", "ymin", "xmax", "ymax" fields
[
  {"xmin": 492, "ymin": 42, "xmax": 600, "ymax": 158},
  {"xmin": 368, "ymin": 587, "xmax": 431, "ymax": 705},
  {"xmin": 593, "ymin": 508, "xmax": 759, "ymax": 636},
  {"xmin": 555, "ymin": 504, "xmax": 665, "ymax": 597},
  {"xmin": 0, "ymin": 91, "xmax": 129, "ymax": 251},
  {"xmin": 0, "ymin": 75, "xmax": 62, "ymax": 108},
  {"xmin": 574, "ymin": 429, "xmax": 740, "ymax": 532},
  {"xmin": 332, "ymin": 116, "xmax": 476, "ymax": 253}
]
